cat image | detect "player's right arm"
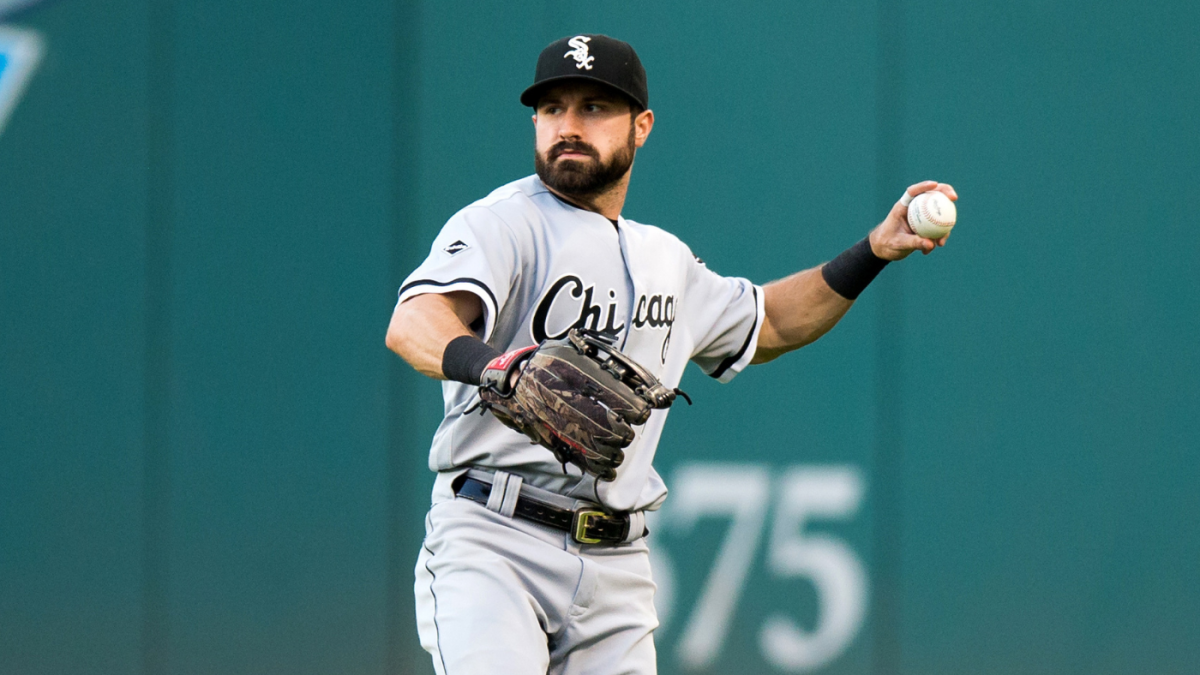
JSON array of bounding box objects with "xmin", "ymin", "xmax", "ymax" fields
[
  {"xmin": 388, "ymin": 200, "xmax": 525, "ymax": 382},
  {"xmin": 386, "ymin": 291, "xmax": 483, "ymax": 380}
]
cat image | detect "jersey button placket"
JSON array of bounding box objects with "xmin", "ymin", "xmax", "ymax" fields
[{"xmin": 616, "ymin": 221, "xmax": 638, "ymax": 352}]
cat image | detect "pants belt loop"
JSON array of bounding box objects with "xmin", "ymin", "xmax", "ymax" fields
[
  {"xmin": 485, "ymin": 471, "xmax": 524, "ymax": 519},
  {"xmin": 485, "ymin": 471, "xmax": 509, "ymax": 513},
  {"xmin": 499, "ymin": 475, "xmax": 522, "ymax": 518},
  {"xmin": 623, "ymin": 511, "xmax": 646, "ymax": 543}
]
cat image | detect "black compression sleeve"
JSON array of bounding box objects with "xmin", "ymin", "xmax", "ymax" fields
[
  {"xmin": 820, "ymin": 238, "xmax": 890, "ymax": 300},
  {"xmin": 442, "ymin": 335, "xmax": 502, "ymax": 385}
]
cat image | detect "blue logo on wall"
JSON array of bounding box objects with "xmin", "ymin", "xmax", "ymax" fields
[{"xmin": 0, "ymin": 0, "xmax": 48, "ymax": 136}]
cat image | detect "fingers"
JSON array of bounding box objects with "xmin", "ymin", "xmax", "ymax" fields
[
  {"xmin": 934, "ymin": 182, "xmax": 958, "ymax": 201},
  {"xmin": 899, "ymin": 180, "xmax": 959, "ymax": 203},
  {"xmin": 905, "ymin": 180, "xmax": 939, "ymax": 198},
  {"xmin": 894, "ymin": 232, "xmax": 933, "ymax": 253}
]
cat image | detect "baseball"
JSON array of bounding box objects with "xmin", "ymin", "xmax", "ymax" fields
[{"xmin": 906, "ymin": 191, "xmax": 957, "ymax": 239}]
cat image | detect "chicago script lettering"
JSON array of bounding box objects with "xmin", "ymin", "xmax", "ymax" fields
[
  {"xmin": 632, "ymin": 292, "xmax": 676, "ymax": 363},
  {"xmin": 531, "ymin": 275, "xmax": 626, "ymax": 342}
]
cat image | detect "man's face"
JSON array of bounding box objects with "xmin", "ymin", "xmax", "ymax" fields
[{"xmin": 532, "ymin": 82, "xmax": 649, "ymax": 197}]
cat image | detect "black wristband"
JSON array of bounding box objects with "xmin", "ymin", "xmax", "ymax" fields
[
  {"xmin": 820, "ymin": 238, "xmax": 890, "ymax": 300},
  {"xmin": 442, "ymin": 335, "xmax": 502, "ymax": 385}
]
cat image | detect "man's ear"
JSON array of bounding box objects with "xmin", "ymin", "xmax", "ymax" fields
[{"xmin": 634, "ymin": 109, "xmax": 655, "ymax": 148}]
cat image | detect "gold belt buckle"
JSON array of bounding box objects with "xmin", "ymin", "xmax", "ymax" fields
[{"xmin": 572, "ymin": 509, "xmax": 606, "ymax": 544}]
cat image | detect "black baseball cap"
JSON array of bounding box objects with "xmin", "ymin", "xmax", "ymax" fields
[{"xmin": 520, "ymin": 34, "xmax": 648, "ymax": 110}]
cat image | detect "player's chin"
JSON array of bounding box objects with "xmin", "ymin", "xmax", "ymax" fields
[{"xmin": 544, "ymin": 165, "xmax": 599, "ymax": 190}]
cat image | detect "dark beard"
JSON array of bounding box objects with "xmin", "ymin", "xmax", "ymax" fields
[{"xmin": 534, "ymin": 126, "xmax": 636, "ymax": 198}]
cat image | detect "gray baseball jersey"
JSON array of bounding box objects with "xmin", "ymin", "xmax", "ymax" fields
[{"xmin": 399, "ymin": 174, "xmax": 764, "ymax": 513}]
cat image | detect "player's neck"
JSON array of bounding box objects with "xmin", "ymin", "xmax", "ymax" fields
[{"xmin": 545, "ymin": 176, "xmax": 629, "ymax": 222}]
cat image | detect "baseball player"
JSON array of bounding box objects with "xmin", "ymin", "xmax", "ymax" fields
[{"xmin": 386, "ymin": 34, "xmax": 956, "ymax": 675}]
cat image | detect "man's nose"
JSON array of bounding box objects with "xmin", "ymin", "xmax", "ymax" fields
[{"xmin": 557, "ymin": 108, "xmax": 583, "ymax": 139}]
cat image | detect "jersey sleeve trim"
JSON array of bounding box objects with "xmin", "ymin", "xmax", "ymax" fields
[
  {"xmin": 398, "ymin": 277, "xmax": 500, "ymax": 343},
  {"xmin": 708, "ymin": 285, "xmax": 764, "ymax": 383}
]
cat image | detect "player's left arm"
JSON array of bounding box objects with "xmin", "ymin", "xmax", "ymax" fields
[{"xmin": 752, "ymin": 181, "xmax": 957, "ymax": 364}]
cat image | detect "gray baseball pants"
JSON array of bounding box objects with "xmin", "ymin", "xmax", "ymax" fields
[{"xmin": 414, "ymin": 475, "xmax": 659, "ymax": 675}]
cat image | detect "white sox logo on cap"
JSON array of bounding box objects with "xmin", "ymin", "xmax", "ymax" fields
[
  {"xmin": 564, "ymin": 36, "xmax": 594, "ymax": 70},
  {"xmin": 521, "ymin": 34, "xmax": 647, "ymax": 109}
]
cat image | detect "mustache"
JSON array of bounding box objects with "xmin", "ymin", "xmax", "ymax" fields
[{"xmin": 548, "ymin": 141, "xmax": 600, "ymax": 162}]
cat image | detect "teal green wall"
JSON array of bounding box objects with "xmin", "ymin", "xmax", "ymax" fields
[{"xmin": 1, "ymin": 2, "xmax": 1196, "ymax": 675}]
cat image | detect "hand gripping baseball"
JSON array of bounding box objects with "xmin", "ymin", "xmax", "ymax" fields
[
  {"xmin": 473, "ymin": 328, "xmax": 690, "ymax": 481},
  {"xmin": 869, "ymin": 181, "xmax": 959, "ymax": 260}
]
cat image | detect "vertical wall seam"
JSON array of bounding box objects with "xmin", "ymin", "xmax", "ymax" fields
[
  {"xmin": 873, "ymin": 0, "xmax": 905, "ymax": 673},
  {"xmin": 144, "ymin": 0, "xmax": 174, "ymax": 672},
  {"xmin": 387, "ymin": 1, "xmax": 422, "ymax": 673}
]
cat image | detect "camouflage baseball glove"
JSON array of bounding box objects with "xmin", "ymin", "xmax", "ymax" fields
[{"xmin": 472, "ymin": 328, "xmax": 689, "ymax": 481}]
